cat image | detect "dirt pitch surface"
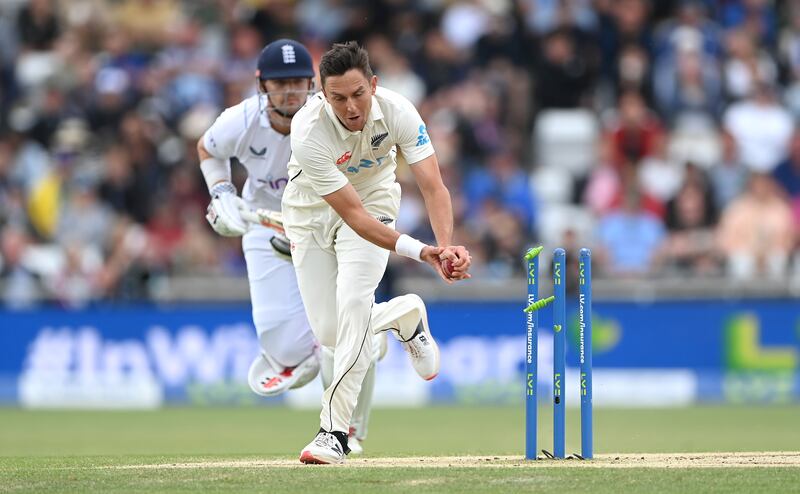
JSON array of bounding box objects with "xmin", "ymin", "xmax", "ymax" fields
[{"xmin": 114, "ymin": 452, "xmax": 800, "ymax": 470}]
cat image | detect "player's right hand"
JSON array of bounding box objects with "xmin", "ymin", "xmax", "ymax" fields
[
  {"xmin": 421, "ymin": 245, "xmax": 471, "ymax": 284},
  {"xmin": 440, "ymin": 245, "xmax": 471, "ymax": 281},
  {"xmin": 206, "ymin": 181, "xmax": 248, "ymax": 237}
]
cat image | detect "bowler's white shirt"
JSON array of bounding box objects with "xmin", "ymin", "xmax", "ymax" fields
[
  {"xmin": 284, "ymin": 86, "xmax": 434, "ymax": 208},
  {"xmin": 202, "ymin": 94, "xmax": 292, "ymax": 212}
]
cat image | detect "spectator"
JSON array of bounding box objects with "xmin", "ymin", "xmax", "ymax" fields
[
  {"xmin": 615, "ymin": 44, "xmax": 653, "ymax": 104},
  {"xmin": 709, "ymin": 131, "xmax": 749, "ymax": 211},
  {"xmin": 56, "ymin": 179, "xmax": 113, "ymax": 252},
  {"xmin": 584, "ymin": 138, "xmax": 622, "ymax": 216},
  {"xmin": 655, "ymin": 0, "xmax": 722, "ymax": 61},
  {"xmin": 441, "ymin": 0, "xmax": 490, "ymax": 51},
  {"xmin": 653, "ymin": 32, "xmax": 722, "ymax": 124},
  {"xmin": 112, "ymin": 0, "xmax": 184, "ymax": 52},
  {"xmin": 657, "ymin": 177, "xmax": 719, "ymax": 275},
  {"xmin": 595, "ymin": 180, "xmax": 667, "ymax": 276},
  {"xmin": 722, "ymin": 29, "xmax": 777, "ymax": 100},
  {"xmin": 607, "ymin": 90, "xmax": 664, "ymax": 169},
  {"xmin": 416, "ymin": 30, "xmax": 468, "ymax": 94},
  {"xmin": 474, "ymin": 198, "xmax": 528, "ymax": 279},
  {"xmin": 723, "ymin": 82, "xmax": 793, "ymax": 173},
  {"xmin": 637, "ymin": 134, "xmax": 684, "ymax": 204},
  {"xmin": 464, "ymin": 149, "xmax": 537, "ymax": 232},
  {"xmin": 719, "ymin": 0, "xmax": 778, "ymax": 47},
  {"xmin": 98, "ymin": 143, "xmax": 151, "ymax": 223},
  {"xmin": 367, "ymin": 38, "xmax": 426, "ymax": 105},
  {"xmin": 474, "ymin": 13, "xmax": 528, "ymax": 67},
  {"xmin": 0, "ymin": 226, "xmax": 39, "ymax": 309},
  {"xmin": 598, "ymin": 0, "xmax": 653, "ymax": 83},
  {"xmin": 16, "ymin": 0, "xmax": 60, "ymax": 52},
  {"xmin": 534, "ymin": 28, "xmax": 593, "ymax": 110},
  {"xmin": 717, "ymin": 173, "xmax": 796, "ymax": 279}
]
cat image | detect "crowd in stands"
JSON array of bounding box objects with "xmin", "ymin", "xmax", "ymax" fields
[{"xmin": 2, "ymin": 0, "xmax": 800, "ymax": 306}]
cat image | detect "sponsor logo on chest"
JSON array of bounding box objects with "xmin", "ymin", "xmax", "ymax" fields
[
  {"xmin": 257, "ymin": 175, "xmax": 288, "ymax": 190},
  {"xmin": 249, "ymin": 145, "xmax": 267, "ymax": 156}
]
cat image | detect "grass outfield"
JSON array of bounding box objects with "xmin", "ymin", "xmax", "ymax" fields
[{"xmin": 0, "ymin": 405, "xmax": 798, "ymax": 493}]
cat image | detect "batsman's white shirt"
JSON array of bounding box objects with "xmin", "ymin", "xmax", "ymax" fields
[
  {"xmin": 202, "ymin": 95, "xmax": 313, "ymax": 368},
  {"xmin": 282, "ymin": 86, "xmax": 434, "ymax": 434},
  {"xmin": 204, "ymin": 94, "xmax": 291, "ymax": 213}
]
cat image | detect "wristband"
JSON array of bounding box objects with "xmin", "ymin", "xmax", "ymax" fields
[
  {"xmin": 200, "ymin": 157, "xmax": 231, "ymax": 192},
  {"xmin": 395, "ymin": 234, "xmax": 426, "ymax": 262}
]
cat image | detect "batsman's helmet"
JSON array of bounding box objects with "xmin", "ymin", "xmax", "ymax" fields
[{"xmin": 256, "ymin": 39, "xmax": 314, "ymax": 80}]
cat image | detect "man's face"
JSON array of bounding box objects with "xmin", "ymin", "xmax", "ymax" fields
[
  {"xmin": 264, "ymin": 78, "xmax": 312, "ymax": 117},
  {"xmin": 323, "ymin": 69, "xmax": 377, "ymax": 132}
]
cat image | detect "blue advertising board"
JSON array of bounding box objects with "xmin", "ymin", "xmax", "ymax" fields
[{"xmin": 0, "ymin": 300, "xmax": 798, "ymax": 407}]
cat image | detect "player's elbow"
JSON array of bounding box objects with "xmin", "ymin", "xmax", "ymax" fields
[{"xmin": 197, "ymin": 137, "xmax": 209, "ymax": 160}]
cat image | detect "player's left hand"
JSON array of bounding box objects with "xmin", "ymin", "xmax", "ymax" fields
[
  {"xmin": 439, "ymin": 245, "xmax": 471, "ymax": 281},
  {"xmin": 206, "ymin": 182, "xmax": 248, "ymax": 237}
]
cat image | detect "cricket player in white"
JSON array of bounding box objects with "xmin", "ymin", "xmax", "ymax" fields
[
  {"xmin": 197, "ymin": 39, "xmax": 381, "ymax": 453},
  {"xmin": 283, "ymin": 41, "xmax": 471, "ymax": 464}
]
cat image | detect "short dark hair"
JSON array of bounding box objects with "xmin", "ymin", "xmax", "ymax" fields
[{"xmin": 319, "ymin": 41, "xmax": 373, "ymax": 86}]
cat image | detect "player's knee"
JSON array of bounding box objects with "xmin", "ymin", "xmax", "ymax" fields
[
  {"xmin": 394, "ymin": 293, "xmax": 424, "ymax": 329},
  {"xmin": 252, "ymin": 311, "xmax": 316, "ymax": 367},
  {"xmin": 399, "ymin": 293, "xmax": 424, "ymax": 315}
]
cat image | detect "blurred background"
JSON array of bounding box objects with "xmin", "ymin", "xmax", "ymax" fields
[{"xmin": 0, "ymin": 0, "xmax": 798, "ymax": 412}]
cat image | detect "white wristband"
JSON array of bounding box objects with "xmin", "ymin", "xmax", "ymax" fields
[
  {"xmin": 395, "ymin": 234, "xmax": 426, "ymax": 262},
  {"xmin": 200, "ymin": 157, "xmax": 231, "ymax": 192}
]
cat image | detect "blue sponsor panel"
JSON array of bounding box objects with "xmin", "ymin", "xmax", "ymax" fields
[
  {"xmin": 0, "ymin": 305, "xmax": 260, "ymax": 407},
  {"xmin": 0, "ymin": 300, "xmax": 798, "ymax": 407}
]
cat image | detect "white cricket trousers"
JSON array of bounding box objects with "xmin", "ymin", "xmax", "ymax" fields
[
  {"xmin": 283, "ymin": 182, "xmax": 424, "ymax": 433},
  {"xmin": 243, "ymin": 226, "xmax": 315, "ymax": 368}
]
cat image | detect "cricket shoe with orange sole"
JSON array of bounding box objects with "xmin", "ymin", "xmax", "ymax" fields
[
  {"xmin": 247, "ymin": 349, "xmax": 320, "ymax": 397},
  {"xmin": 300, "ymin": 430, "xmax": 348, "ymax": 464}
]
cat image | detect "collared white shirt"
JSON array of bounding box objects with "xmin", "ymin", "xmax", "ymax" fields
[
  {"xmin": 284, "ymin": 86, "xmax": 434, "ymax": 206},
  {"xmin": 202, "ymin": 94, "xmax": 292, "ymax": 211}
]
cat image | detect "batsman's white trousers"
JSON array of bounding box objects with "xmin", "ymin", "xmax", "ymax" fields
[
  {"xmin": 283, "ymin": 182, "xmax": 425, "ymax": 434},
  {"xmin": 243, "ymin": 226, "xmax": 316, "ymax": 368}
]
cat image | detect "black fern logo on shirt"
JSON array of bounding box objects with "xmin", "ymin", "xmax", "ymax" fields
[{"xmin": 370, "ymin": 132, "xmax": 388, "ymax": 148}]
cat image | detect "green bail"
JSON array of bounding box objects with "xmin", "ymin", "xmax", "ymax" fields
[
  {"xmin": 524, "ymin": 246, "xmax": 544, "ymax": 261},
  {"xmin": 523, "ymin": 295, "xmax": 555, "ymax": 313}
]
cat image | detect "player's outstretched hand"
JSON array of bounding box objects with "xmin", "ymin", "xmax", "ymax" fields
[{"xmin": 439, "ymin": 245, "xmax": 471, "ymax": 282}]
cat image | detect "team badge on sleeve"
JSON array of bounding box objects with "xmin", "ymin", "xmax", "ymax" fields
[{"xmin": 416, "ymin": 125, "xmax": 429, "ymax": 146}]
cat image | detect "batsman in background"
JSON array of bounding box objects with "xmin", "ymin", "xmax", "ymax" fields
[
  {"xmin": 283, "ymin": 41, "xmax": 471, "ymax": 464},
  {"xmin": 197, "ymin": 39, "xmax": 381, "ymax": 454}
]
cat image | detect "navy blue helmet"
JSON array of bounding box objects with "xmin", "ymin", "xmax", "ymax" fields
[{"xmin": 256, "ymin": 39, "xmax": 314, "ymax": 80}]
